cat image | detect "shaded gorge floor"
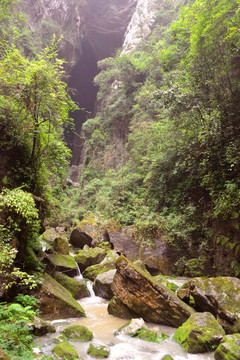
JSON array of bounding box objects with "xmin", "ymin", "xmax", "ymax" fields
[{"xmin": 35, "ymin": 295, "xmax": 215, "ymax": 360}]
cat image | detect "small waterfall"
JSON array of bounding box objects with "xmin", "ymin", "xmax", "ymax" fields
[{"xmin": 75, "ymin": 265, "xmax": 95, "ymax": 297}]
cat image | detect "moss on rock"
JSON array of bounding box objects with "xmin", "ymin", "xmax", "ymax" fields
[
  {"xmin": 75, "ymin": 247, "xmax": 106, "ymax": 271},
  {"xmin": 55, "ymin": 272, "xmax": 89, "ymax": 299},
  {"xmin": 161, "ymin": 356, "xmax": 174, "ymax": 360},
  {"xmin": 87, "ymin": 343, "xmax": 110, "ymax": 358},
  {"xmin": 173, "ymin": 312, "xmax": 225, "ymax": 353},
  {"xmin": 52, "ymin": 341, "xmax": 78, "ymax": 359},
  {"xmin": 214, "ymin": 334, "xmax": 240, "ymax": 360},
  {"xmin": 36, "ymin": 274, "xmax": 86, "ymax": 319},
  {"xmin": 61, "ymin": 325, "xmax": 93, "ymax": 341}
]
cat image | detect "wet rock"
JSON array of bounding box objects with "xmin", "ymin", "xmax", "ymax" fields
[
  {"xmin": 54, "ymin": 237, "xmax": 69, "ymax": 255},
  {"xmin": 114, "ymin": 318, "xmax": 145, "ymax": 336},
  {"xmin": 54, "ymin": 272, "xmax": 89, "ymax": 299},
  {"xmin": 214, "ymin": 333, "xmax": 240, "ymax": 360},
  {"xmin": 83, "ymin": 250, "xmax": 119, "ymax": 281},
  {"xmin": 52, "ymin": 341, "xmax": 78, "ymax": 360},
  {"xmin": 75, "ymin": 247, "xmax": 106, "ymax": 272},
  {"xmin": 108, "ymin": 296, "xmax": 139, "ymax": 319},
  {"xmin": 87, "ymin": 343, "xmax": 110, "ymax": 358},
  {"xmin": 93, "ymin": 269, "xmax": 116, "ymax": 299},
  {"xmin": 61, "ymin": 325, "xmax": 93, "ymax": 341},
  {"xmin": 70, "ymin": 228, "xmax": 93, "ymax": 248},
  {"xmin": 30, "ymin": 315, "xmax": 56, "ymax": 336},
  {"xmin": 177, "ymin": 277, "xmax": 240, "ymax": 333},
  {"xmin": 109, "ymin": 256, "xmax": 194, "ymax": 326},
  {"xmin": 173, "ymin": 312, "xmax": 225, "ymax": 353},
  {"xmin": 45, "ymin": 254, "xmax": 79, "ymax": 277},
  {"xmin": 34, "ymin": 274, "xmax": 86, "ymax": 320}
]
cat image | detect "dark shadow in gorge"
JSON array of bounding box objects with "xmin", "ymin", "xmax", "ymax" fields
[{"xmin": 65, "ymin": 39, "xmax": 99, "ymax": 166}]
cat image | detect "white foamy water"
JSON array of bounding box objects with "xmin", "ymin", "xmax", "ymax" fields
[{"xmin": 35, "ymin": 296, "xmax": 214, "ymax": 360}]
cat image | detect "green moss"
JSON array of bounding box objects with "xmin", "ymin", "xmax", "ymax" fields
[
  {"xmin": 42, "ymin": 274, "xmax": 86, "ymax": 317},
  {"xmin": 87, "ymin": 343, "xmax": 110, "ymax": 358},
  {"xmin": 173, "ymin": 312, "xmax": 225, "ymax": 353},
  {"xmin": 47, "ymin": 254, "xmax": 78, "ymax": 269},
  {"xmin": 75, "ymin": 247, "xmax": 106, "ymax": 267},
  {"xmin": 214, "ymin": 334, "xmax": 240, "ymax": 360},
  {"xmin": 61, "ymin": 325, "xmax": 93, "ymax": 341},
  {"xmin": 52, "ymin": 341, "xmax": 78, "ymax": 359},
  {"xmin": 55, "ymin": 272, "xmax": 89, "ymax": 299},
  {"xmin": 133, "ymin": 328, "xmax": 161, "ymax": 343},
  {"xmin": 161, "ymin": 356, "xmax": 174, "ymax": 360}
]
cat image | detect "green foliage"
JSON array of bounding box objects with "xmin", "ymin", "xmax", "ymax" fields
[
  {"xmin": 0, "ymin": 295, "xmax": 39, "ymax": 359},
  {"xmin": 78, "ymin": 0, "xmax": 240, "ymax": 270}
]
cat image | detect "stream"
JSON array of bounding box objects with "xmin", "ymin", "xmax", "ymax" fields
[{"xmin": 35, "ymin": 281, "xmax": 215, "ymax": 360}]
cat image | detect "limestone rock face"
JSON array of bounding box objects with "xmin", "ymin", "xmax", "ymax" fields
[
  {"xmin": 173, "ymin": 312, "xmax": 225, "ymax": 353},
  {"xmin": 214, "ymin": 334, "xmax": 240, "ymax": 360},
  {"xmin": 177, "ymin": 277, "xmax": 240, "ymax": 334},
  {"xmin": 109, "ymin": 256, "xmax": 194, "ymax": 326}
]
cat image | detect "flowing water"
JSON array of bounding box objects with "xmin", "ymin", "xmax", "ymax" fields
[{"xmin": 36, "ymin": 293, "xmax": 215, "ymax": 360}]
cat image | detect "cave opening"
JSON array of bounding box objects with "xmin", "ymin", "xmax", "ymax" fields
[{"xmin": 66, "ymin": 39, "xmax": 99, "ymax": 166}]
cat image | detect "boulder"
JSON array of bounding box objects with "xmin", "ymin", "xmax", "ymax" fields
[
  {"xmin": 34, "ymin": 274, "xmax": 86, "ymax": 320},
  {"xmin": 61, "ymin": 325, "xmax": 93, "ymax": 341},
  {"xmin": 214, "ymin": 334, "xmax": 240, "ymax": 360},
  {"xmin": 93, "ymin": 269, "xmax": 116, "ymax": 299},
  {"xmin": 108, "ymin": 296, "xmax": 139, "ymax": 319},
  {"xmin": 30, "ymin": 315, "xmax": 56, "ymax": 336},
  {"xmin": 114, "ymin": 318, "xmax": 145, "ymax": 336},
  {"xmin": 39, "ymin": 227, "xmax": 67, "ymax": 252},
  {"xmin": 45, "ymin": 254, "xmax": 79, "ymax": 277},
  {"xmin": 161, "ymin": 356, "xmax": 174, "ymax": 360},
  {"xmin": 52, "ymin": 341, "xmax": 78, "ymax": 360},
  {"xmin": 54, "ymin": 272, "xmax": 89, "ymax": 299},
  {"xmin": 177, "ymin": 277, "xmax": 240, "ymax": 333},
  {"xmin": 70, "ymin": 228, "xmax": 93, "ymax": 248},
  {"xmin": 154, "ymin": 275, "xmax": 179, "ymax": 293},
  {"xmin": 173, "ymin": 312, "xmax": 225, "ymax": 353},
  {"xmin": 87, "ymin": 343, "xmax": 110, "ymax": 358},
  {"xmin": 75, "ymin": 247, "xmax": 106, "ymax": 272},
  {"xmin": 109, "ymin": 227, "xmax": 140, "ymax": 261},
  {"xmin": 83, "ymin": 250, "xmax": 119, "ymax": 281},
  {"xmin": 109, "ymin": 256, "xmax": 194, "ymax": 326},
  {"xmin": 54, "ymin": 237, "xmax": 69, "ymax": 255}
]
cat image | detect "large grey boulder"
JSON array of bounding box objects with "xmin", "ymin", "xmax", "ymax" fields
[
  {"xmin": 177, "ymin": 277, "xmax": 240, "ymax": 333},
  {"xmin": 108, "ymin": 256, "xmax": 194, "ymax": 326},
  {"xmin": 93, "ymin": 269, "xmax": 116, "ymax": 299},
  {"xmin": 173, "ymin": 312, "xmax": 225, "ymax": 353},
  {"xmin": 70, "ymin": 228, "xmax": 93, "ymax": 248}
]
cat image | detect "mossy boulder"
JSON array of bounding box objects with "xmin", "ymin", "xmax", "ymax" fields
[
  {"xmin": 52, "ymin": 341, "xmax": 78, "ymax": 359},
  {"xmin": 54, "ymin": 237, "xmax": 69, "ymax": 255},
  {"xmin": 154, "ymin": 275, "xmax": 179, "ymax": 292},
  {"xmin": 75, "ymin": 247, "xmax": 106, "ymax": 272},
  {"xmin": 55, "ymin": 272, "xmax": 89, "ymax": 299},
  {"xmin": 93, "ymin": 269, "xmax": 116, "ymax": 299},
  {"xmin": 61, "ymin": 325, "xmax": 93, "ymax": 341},
  {"xmin": 87, "ymin": 343, "xmax": 110, "ymax": 358},
  {"xmin": 173, "ymin": 312, "xmax": 225, "ymax": 353},
  {"xmin": 30, "ymin": 315, "xmax": 56, "ymax": 336},
  {"xmin": 83, "ymin": 250, "xmax": 119, "ymax": 281},
  {"xmin": 39, "ymin": 227, "xmax": 67, "ymax": 252},
  {"xmin": 70, "ymin": 228, "xmax": 93, "ymax": 248},
  {"xmin": 35, "ymin": 274, "xmax": 86, "ymax": 320},
  {"xmin": 177, "ymin": 277, "xmax": 240, "ymax": 333},
  {"xmin": 214, "ymin": 334, "xmax": 240, "ymax": 360},
  {"xmin": 45, "ymin": 254, "xmax": 79, "ymax": 277},
  {"xmin": 161, "ymin": 356, "xmax": 174, "ymax": 360},
  {"xmin": 109, "ymin": 256, "xmax": 194, "ymax": 326}
]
